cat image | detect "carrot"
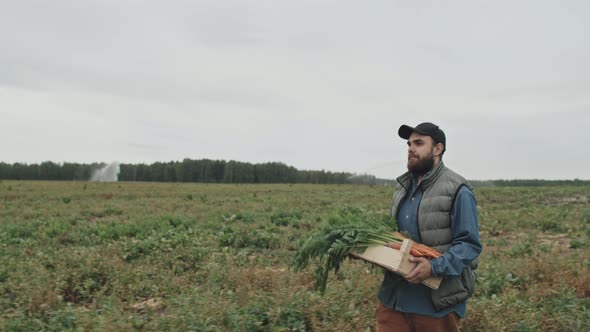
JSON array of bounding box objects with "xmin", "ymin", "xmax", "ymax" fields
[
  {"xmin": 411, "ymin": 243, "xmax": 442, "ymax": 258},
  {"xmin": 386, "ymin": 239, "xmax": 442, "ymax": 258},
  {"xmin": 387, "ymin": 242, "xmax": 402, "ymax": 250}
]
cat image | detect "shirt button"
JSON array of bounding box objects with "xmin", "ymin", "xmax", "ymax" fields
[
  {"xmin": 411, "ymin": 197, "xmax": 415, "ymax": 201},
  {"xmin": 406, "ymin": 215, "xmax": 409, "ymax": 219}
]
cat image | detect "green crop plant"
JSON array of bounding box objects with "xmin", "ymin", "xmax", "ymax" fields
[{"xmin": 0, "ymin": 181, "xmax": 588, "ymax": 331}]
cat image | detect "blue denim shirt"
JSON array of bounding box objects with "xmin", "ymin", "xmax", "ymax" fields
[{"xmin": 377, "ymin": 179, "xmax": 481, "ymax": 318}]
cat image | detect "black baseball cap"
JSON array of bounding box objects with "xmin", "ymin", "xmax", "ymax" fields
[{"xmin": 398, "ymin": 122, "xmax": 446, "ymax": 153}]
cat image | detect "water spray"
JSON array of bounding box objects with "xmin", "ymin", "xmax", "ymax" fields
[{"xmin": 90, "ymin": 161, "xmax": 120, "ymax": 182}]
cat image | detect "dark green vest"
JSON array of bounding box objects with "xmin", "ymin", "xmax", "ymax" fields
[{"xmin": 391, "ymin": 162, "xmax": 478, "ymax": 311}]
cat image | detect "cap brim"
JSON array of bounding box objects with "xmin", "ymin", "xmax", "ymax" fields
[{"xmin": 398, "ymin": 125, "xmax": 414, "ymax": 139}]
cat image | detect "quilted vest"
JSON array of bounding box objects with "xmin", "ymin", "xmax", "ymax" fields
[{"xmin": 390, "ymin": 162, "xmax": 478, "ymax": 311}]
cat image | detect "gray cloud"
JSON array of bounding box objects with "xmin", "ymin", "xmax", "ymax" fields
[{"xmin": 1, "ymin": 1, "xmax": 589, "ymax": 179}]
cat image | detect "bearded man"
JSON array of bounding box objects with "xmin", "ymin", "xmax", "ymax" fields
[{"xmin": 376, "ymin": 122, "xmax": 482, "ymax": 332}]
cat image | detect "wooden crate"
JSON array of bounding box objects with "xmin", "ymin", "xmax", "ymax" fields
[{"xmin": 350, "ymin": 239, "xmax": 442, "ymax": 290}]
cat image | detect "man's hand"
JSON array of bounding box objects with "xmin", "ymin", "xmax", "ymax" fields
[{"xmin": 404, "ymin": 256, "xmax": 433, "ymax": 284}]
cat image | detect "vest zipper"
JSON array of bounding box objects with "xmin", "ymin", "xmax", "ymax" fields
[{"xmin": 415, "ymin": 183, "xmax": 423, "ymax": 243}]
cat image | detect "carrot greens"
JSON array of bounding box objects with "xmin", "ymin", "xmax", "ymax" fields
[
  {"xmin": 292, "ymin": 207, "xmax": 443, "ymax": 293},
  {"xmin": 291, "ymin": 207, "xmax": 403, "ymax": 293}
]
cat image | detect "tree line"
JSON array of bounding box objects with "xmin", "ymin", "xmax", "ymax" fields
[
  {"xmin": 0, "ymin": 159, "xmax": 384, "ymax": 185},
  {"xmin": 470, "ymin": 179, "xmax": 590, "ymax": 187}
]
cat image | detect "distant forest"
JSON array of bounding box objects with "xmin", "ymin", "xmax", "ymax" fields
[
  {"xmin": 469, "ymin": 179, "xmax": 590, "ymax": 187},
  {"xmin": 0, "ymin": 160, "xmax": 587, "ymax": 186},
  {"xmin": 0, "ymin": 159, "xmax": 388, "ymax": 185}
]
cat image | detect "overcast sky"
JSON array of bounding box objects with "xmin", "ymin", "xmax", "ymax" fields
[{"xmin": 1, "ymin": 1, "xmax": 589, "ymax": 180}]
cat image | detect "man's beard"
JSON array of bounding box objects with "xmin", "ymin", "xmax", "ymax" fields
[{"xmin": 408, "ymin": 154, "xmax": 435, "ymax": 176}]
